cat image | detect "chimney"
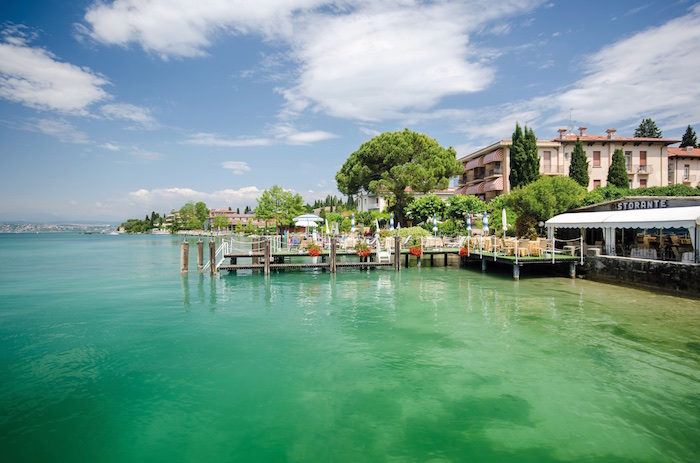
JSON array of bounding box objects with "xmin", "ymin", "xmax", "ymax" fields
[
  {"xmin": 606, "ymin": 128, "xmax": 616, "ymax": 140},
  {"xmin": 558, "ymin": 128, "xmax": 567, "ymax": 140},
  {"xmin": 578, "ymin": 126, "xmax": 587, "ymax": 136}
]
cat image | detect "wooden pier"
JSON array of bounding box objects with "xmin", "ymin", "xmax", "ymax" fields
[{"xmin": 187, "ymin": 235, "xmax": 584, "ymax": 280}]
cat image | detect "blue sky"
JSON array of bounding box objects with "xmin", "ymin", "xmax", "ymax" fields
[{"xmin": 1, "ymin": 0, "xmax": 699, "ymax": 222}]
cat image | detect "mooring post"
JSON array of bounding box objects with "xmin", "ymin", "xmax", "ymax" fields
[
  {"xmin": 264, "ymin": 239, "xmax": 270, "ymax": 276},
  {"xmin": 209, "ymin": 239, "xmax": 216, "ymax": 275},
  {"xmin": 569, "ymin": 262, "xmax": 576, "ymax": 279},
  {"xmin": 444, "ymin": 252, "xmax": 448, "ymax": 266},
  {"xmin": 430, "ymin": 253, "xmax": 434, "ymax": 267},
  {"xmin": 513, "ymin": 264, "xmax": 520, "ymax": 280},
  {"xmin": 180, "ymin": 239, "xmax": 189, "ymax": 274},
  {"xmin": 395, "ymin": 235, "xmax": 401, "ymax": 271},
  {"xmin": 330, "ymin": 239, "xmax": 336, "ymax": 273},
  {"xmin": 417, "ymin": 255, "xmax": 421, "ymax": 268},
  {"xmin": 197, "ymin": 239, "xmax": 204, "ymax": 271},
  {"xmin": 252, "ymin": 239, "xmax": 259, "ymax": 265},
  {"xmin": 481, "ymin": 257, "xmax": 487, "ymax": 272}
]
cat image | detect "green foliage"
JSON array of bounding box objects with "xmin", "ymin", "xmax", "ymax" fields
[
  {"xmin": 120, "ymin": 218, "xmax": 154, "ymax": 234},
  {"xmin": 680, "ymin": 125, "xmax": 698, "ymax": 148},
  {"xmin": 581, "ymin": 184, "xmax": 627, "ymax": 205},
  {"xmin": 254, "ymin": 185, "xmax": 304, "ymax": 233},
  {"xmin": 569, "ymin": 137, "xmax": 590, "ymax": 188},
  {"xmin": 507, "ymin": 176, "xmax": 586, "ymax": 235},
  {"xmin": 607, "ymin": 148, "xmax": 630, "ymax": 188},
  {"xmin": 406, "ymin": 194, "xmax": 444, "ymax": 224},
  {"xmin": 509, "ymin": 123, "xmax": 540, "ymax": 189},
  {"xmin": 179, "ymin": 201, "xmax": 205, "ymax": 230},
  {"xmin": 437, "ymin": 219, "xmax": 463, "ymax": 237},
  {"xmin": 444, "ymin": 195, "xmax": 486, "ymax": 222},
  {"xmin": 335, "ymin": 129, "xmax": 462, "ymax": 224},
  {"xmin": 485, "ymin": 194, "xmax": 516, "ymax": 236},
  {"xmin": 630, "ymin": 184, "xmax": 700, "ymax": 197},
  {"xmin": 634, "ymin": 118, "xmax": 662, "ymax": 138},
  {"xmin": 213, "ymin": 215, "xmax": 230, "ymax": 230}
]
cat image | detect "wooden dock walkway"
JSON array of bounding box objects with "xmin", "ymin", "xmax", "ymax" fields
[{"xmin": 184, "ymin": 236, "xmax": 584, "ymax": 280}]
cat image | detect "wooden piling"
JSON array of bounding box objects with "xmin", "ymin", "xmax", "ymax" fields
[
  {"xmin": 197, "ymin": 239, "xmax": 204, "ymax": 270},
  {"xmin": 330, "ymin": 239, "xmax": 337, "ymax": 273},
  {"xmin": 264, "ymin": 239, "xmax": 270, "ymax": 276},
  {"xmin": 180, "ymin": 240, "xmax": 189, "ymax": 274},
  {"xmin": 395, "ymin": 235, "xmax": 401, "ymax": 271},
  {"xmin": 209, "ymin": 240, "xmax": 216, "ymax": 275}
]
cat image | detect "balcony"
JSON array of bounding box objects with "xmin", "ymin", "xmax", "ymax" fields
[
  {"xmin": 541, "ymin": 165, "xmax": 564, "ymax": 175},
  {"xmin": 485, "ymin": 167, "xmax": 503, "ymax": 178},
  {"xmin": 630, "ymin": 164, "xmax": 654, "ymax": 174}
]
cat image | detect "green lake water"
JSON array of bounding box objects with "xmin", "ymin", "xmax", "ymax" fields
[{"xmin": 0, "ymin": 234, "xmax": 698, "ymax": 462}]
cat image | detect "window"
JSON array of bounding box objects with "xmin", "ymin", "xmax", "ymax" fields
[
  {"xmin": 593, "ymin": 179, "xmax": 601, "ymax": 188},
  {"xmin": 543, "ymin": 151, "xmax": 551, "ymax": 173},
  {"xmin": 639, "ymin": 178, "xmax": 647, "ymax": 188},
  {"xmin": 625, "ymin": 151, "xmax": 632, "ymax": 172},
  {"xmin": 593, "ymin": 151, "xmax": 601, "ymax": 167},
  {"xmin": 685, "ymin": 164, "xmax": 690, "ymax": 181}
]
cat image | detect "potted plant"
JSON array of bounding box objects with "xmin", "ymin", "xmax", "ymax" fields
[
  {"xmin": 459, "ymin": 245, "xmax": 470, "ymax": 257},
  {"xmin": 409, "ymin": 245, "xmax": 422, "ymax": 257},
  {"xmin": 308, "ymin": 244, "xmax": 322, "ymax": 257},
  {"xmin": 355, "ymin": 242, "xmax": 371, "ymax": 259}
]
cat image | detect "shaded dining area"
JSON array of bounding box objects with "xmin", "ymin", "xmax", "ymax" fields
[{"xmin": 546, "ymin": 204, "xmax": 700, "ymax": 263}]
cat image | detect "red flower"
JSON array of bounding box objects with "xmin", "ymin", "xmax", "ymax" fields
[
  {"xmin": 409, "ymin": 246, "xmax": 422, "ymax": 257},
  {"xmin": 308, "ymin": 244, "xmax": 321, "ymax": 257},
  {"xmin": 459, "ymin": 247, "xmax": 470, "ymax": 257}
]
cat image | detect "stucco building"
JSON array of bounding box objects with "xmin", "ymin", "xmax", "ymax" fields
[
  {"xmin": 456, "ymin": 127, "xmax": 680, "ymax": 202},
  {"xmin": 668, "ymin": 146, "xmax": 700, "ymax": 187}
]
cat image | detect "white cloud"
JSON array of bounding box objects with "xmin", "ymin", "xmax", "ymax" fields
[
  {"xmin": 100, "ymin": 103, "xmax": 157, "ymax": 129},
  {"xmin": 129, "ymin": 147, "xmax": 162, "ymax": 161},
  {"xmin": 0, "ymin": 25, "xmax": 110, "ymax": 114},
  {"xmin": 552, "ymin": 4, "xmax": 700, "ymax": 129},
  {"xmin": 183, "ymin": 123, "xmax": 338, "ymax": 147},
  {"xmin": 183, "ymin": 132, "xmax": 272, "ymax": 147},
  {"xmin": 81, "ymin": 0, "xmax": 329, "ymax": 59},
  {"xmin": 221, "ymin": 161, "xmax": 251, "ymax": 174},
  {"xmin": 128, "ymin": 186, "xmax": 263, "ymax": 211},
  {"xmin": 102, "ymin": 143, "xmax": 121, "ymax": 151},
  {"xmin": 81, "ymin": 0, "xmax": 543, "ymax": 121},
  {"xmin": 24, "ymin": 118, "xmax": 91, "ymax": 144}
]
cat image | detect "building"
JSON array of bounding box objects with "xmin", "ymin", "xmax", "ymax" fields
[
  {"xmin": 208, "ymin": 209, "xmax": 266, "ymax": 230},
  {"xmin": 355, "ymin": 188, "xmax": 455, "ymax": 212},
  {"xmin": 668, "ymin": 146, "xmax": 700, "ymax": 187},
  {"xmin": 456, "ymin": 127, "xmax": 680, "ymax": 202}
]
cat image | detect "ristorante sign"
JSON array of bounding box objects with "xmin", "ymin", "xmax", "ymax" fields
[{"xmin": 613, "ymin": 199, "xmax": 668, "ymax": 211}]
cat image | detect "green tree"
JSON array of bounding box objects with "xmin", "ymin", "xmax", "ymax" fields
[
  {"xmin": 509, "ymin": 123, "xmax": 540, "ymax": 189},
  {"xmin": 405, "ymin": 194, "xmax": 444, "ymax": 224},
  {"xmin": 179, "ymin": 202, "xmax": 199, "ymax": 230},
  {"xmin": 507, "ymin": 176, "xmax": 586, "ymax": 236},
  {"xmin": 509, "ymin": 122, "xmax": 526, "ymax": 189},
  {"xmin": 195, "ymin": 201, "xmax": 208, "ymax": 225},
  {"xmin": 213, "ymin": 215, "xmax": 230, "ymax": 231},
  {"xmin": 680, "ymin": 125, "xmax": 698, "ymax": 148},
  {"xmin": 607, "ymin": 148, "xmax": 629, "ymax": 188},
  {"xmin": 254, "ymin": 185, "xmax": 304, "ymax": 234},
  {"xmin": 444, "ymin": 195, "xmax": 486, "ymax": 229},
  {"xmin": 335, "ymin": 129, "xmax": 462, "ymax": 225},
  {"xmin": 569, "ymin": 137, "xmax": 590, "ymax": 188},
  {"xmin": 634, "ymin": 118, "xmax": 662, "ymax": 138}
]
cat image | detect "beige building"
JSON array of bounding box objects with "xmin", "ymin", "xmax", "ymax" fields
[
  {"xmin": 668, "ymin": 146, "xmax": 700, "ymax": 187},
  {"xmin": 456, "ymin": 127, "xmax": 680, "ymax": 202}
]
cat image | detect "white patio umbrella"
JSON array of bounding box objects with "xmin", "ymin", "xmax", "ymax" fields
[
  {"xmin": 390, "ymin": 213, "xmax": 394, "ymax": 231},
  {"xmin": 433, "ymin": 214, "xmax": 438, "ymax": 236},
  {"xmin": 483, "ymin": 211, "xmax": 489, "ymax": 235},
  {"xmin": 293, "ymin": 214, "xmax": 323, "ymax": 223},
  {"xmin": 351, "ymin": 213, "xmax": 355, "ymax": 231},
  {"xmin": 502, "ymin": 208, "xmax": 508, "ymax": 234},
  {"xmin": 325, "ymin": 218, "xmax": 330, "ymax": 234},
  {"xmin": 467, "ymin": 213, "xmax": 471, "ymax": 236},
  {"xmin": 295, "ymin": 219, "xmax": 319, "ymax": 228}
]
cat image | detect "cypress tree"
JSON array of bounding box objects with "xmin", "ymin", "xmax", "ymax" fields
[
  {"xmin": 509, "ymin": 123, "xmax": 526, "ymax": 189},
  {"xmin": 607, "ymin": 148, "xmax": 629, "ymax": 188},
  {"xmin": 680, "ymin": 125, "xmax": 698, "ymax": 148},
  {"xmin": 524, "ymin": 126, "xmax": 540, "ymax": 184},
  {"xmin": 569, "ymin": 137, "xmax": 590, "ymax": 188}
]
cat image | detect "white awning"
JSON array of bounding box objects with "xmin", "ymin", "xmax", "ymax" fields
[{"xmin": 546, "ymin": 206, "xmax": 700, "ymax": 230}]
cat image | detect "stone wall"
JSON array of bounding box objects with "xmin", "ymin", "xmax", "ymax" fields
[{"xmin": 585, "ymin": 256, "xmax": 700, "ymax": 298}]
